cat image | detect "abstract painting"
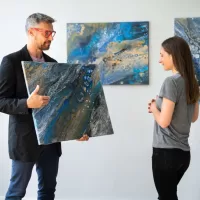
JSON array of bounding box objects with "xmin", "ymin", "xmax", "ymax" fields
[
  {"xmin": 22, "ymin": 61, "xmax": 114, "ymax": 145},
  {"xmin": 175, "ymin": 17, "xmax": 200, "ymax": 84},
  {"xmin": 67, "ymin": 22, "xmax": 149, "ymax": 85}
]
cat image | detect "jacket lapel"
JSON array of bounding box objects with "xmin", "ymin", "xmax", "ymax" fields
[
  {"xmin": 21, "ymin": 45, "xmax": 33, "ymax": 61},
  {"xmin": 21, "ymin": 45, "xmax": 54, "ymax": 62}
]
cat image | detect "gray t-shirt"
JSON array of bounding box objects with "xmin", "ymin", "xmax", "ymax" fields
[{"xmin": 153, "ymin": 73, "xmax": 195, "ymax": 151}]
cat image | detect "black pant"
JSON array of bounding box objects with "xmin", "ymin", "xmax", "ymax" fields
[{"xmin": 152, "ymin": 147, "xmax": 190, "ymax": 200}]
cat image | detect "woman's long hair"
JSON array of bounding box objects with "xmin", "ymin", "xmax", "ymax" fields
[{"xmin": 162, "ymin": 36, "xmax": 199, "ymax": 104}]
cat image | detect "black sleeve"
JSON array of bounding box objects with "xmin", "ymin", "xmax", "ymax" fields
[{"xmin": 0, "ymin": 56, "xmax": 30, "ymax": 115}]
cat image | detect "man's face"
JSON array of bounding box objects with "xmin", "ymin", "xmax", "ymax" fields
[{"xmin": 29, "ymin": 22, "xmax": 56, "ymax": 50}]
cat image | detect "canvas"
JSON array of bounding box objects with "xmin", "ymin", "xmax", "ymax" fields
[
  {"xmin": 22, "ymin": 61, "xmax": 114, "ymax": 145},
  {"xmin": 175, "ymin": 17, "xmax": 200, "ymax": 84},
  {"xmin": 67, "ymin": 22, "xmax": 149, "ymax": 85}
]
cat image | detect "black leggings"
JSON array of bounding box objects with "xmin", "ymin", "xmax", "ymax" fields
[{"xmin": 152, "ymin": 148, "xmax": 190, "ymax": 200}]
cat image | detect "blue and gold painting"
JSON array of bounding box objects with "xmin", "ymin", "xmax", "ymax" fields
[
  {"xmin": 67, "ymin": 22, "xmax": 149, "ymax": 85},
  {"xmin": 175, "ymin": 17, "xmax": 200, "ymax": 84},
  {"xmin": 22, "ymin": 61, "xmax": 114, "ymax": 145}
]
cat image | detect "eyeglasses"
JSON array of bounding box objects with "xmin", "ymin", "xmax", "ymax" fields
[{"xmin": 32, "ymin": 28, "xmax": 56, "ymax": 38}]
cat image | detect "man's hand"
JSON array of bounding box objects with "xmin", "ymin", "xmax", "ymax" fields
[
  {"xmin": 27, "ymin": 85, "xmax": 50, "ymax": 108},
  {"xmin": 77, "ymin": 134, "xmax": 89, "ymax": 141}
]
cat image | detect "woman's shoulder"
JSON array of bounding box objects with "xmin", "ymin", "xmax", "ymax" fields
[{"xmin": 164, "ymin": 74, "xmax": 183, "ymax": 85}]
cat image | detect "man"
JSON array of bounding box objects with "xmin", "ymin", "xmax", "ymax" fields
[{"xmin": 0, "ymin": 13, "xmax": 88, "ymax": 200}]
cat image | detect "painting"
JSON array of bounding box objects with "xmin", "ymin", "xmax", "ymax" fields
[
  {"xmin": 22, "ymin": 61, "xmax": 114, "ymax": 145},
  {"xmin": 67, "ymin": 22, "xmax": 149, "ymax": 85},
  {"xmin": 175, "ymin": 17, "xmax": 200, "ymax": 84}
]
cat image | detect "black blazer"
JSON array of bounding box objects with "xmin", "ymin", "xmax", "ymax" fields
[{"xmin": 0, "ymin": 45, "xmax": 62, "ymax": 162}]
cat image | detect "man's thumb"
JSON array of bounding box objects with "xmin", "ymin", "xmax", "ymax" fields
[{"xmin": 32, "ymin": 85, "xmax": 39, "ymax": 95}]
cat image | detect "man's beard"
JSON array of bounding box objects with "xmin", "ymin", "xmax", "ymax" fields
[{"xmin": 41, "ymin": 41, "xmax": 51, "ymax": 50}]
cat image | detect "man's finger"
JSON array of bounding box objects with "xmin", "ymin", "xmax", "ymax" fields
[
  {"xmin": 42, "ymin": 96, "xmax": 50, "ymax": 100},
  {"xmin": 32, "ymin": 85, "xmax": 40, "ymax": 95},
  {"xmin": 77, "ymin": 137, "xmax": 84, "ymax": 141}
]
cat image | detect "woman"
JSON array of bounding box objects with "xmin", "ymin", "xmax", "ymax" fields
[{"xmin": 148, "ymin": 36, "xmax": 199, "ymax": 200}]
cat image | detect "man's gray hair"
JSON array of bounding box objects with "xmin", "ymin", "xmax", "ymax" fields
[{"xmin": 25, "ymin": 13, "xmax": 56, "ymax": 33}]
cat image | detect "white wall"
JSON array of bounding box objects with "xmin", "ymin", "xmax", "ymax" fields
[{"xmin": 0, "ymin": 0, "xmax": 200, "ymax": 199}]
